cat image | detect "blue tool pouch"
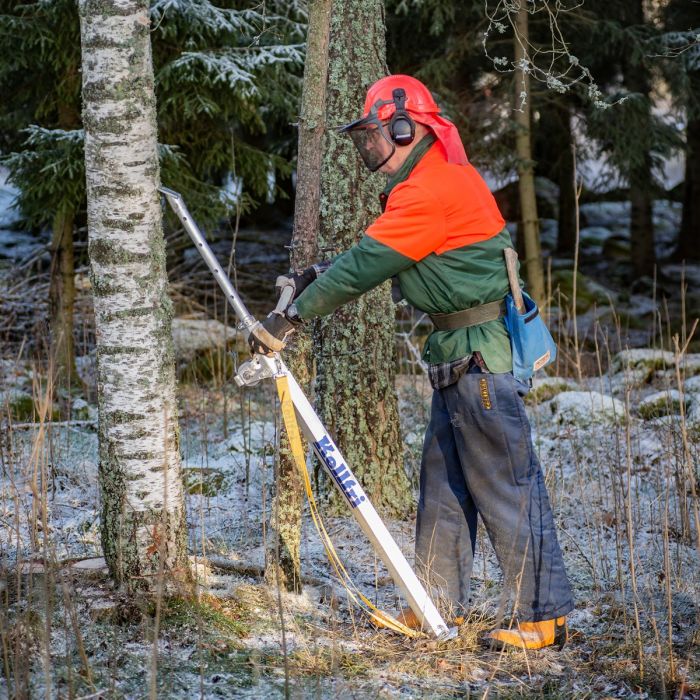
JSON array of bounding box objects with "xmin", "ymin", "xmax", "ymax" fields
[{"xmin": 503, "ymin": 291, "xmax": 557, "ymax": 382}]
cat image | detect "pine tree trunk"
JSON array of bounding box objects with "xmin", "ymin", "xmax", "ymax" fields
[
  {"xmin": 316, "ymin": 0, "xmax": 411, "ymax": 518},
  {"xmin": 79, "ymin": 0, "xmax": 189, "ymax": 592},
  {"xmin": 49, "ymin": 209, "xmax": 79, "ymax": 393},
  {"xmin": 624, "ymin": 0, "xmax": 655, "ymax": 279},
  {"xmin": 556, "ymin": 105, "xmax": 577, "ymax": 256},
  {"xmin": 629, "ymin": 174, "xmax": 654, "ymax": 278},
  {"xmin": 266, "ymin": 0, "xmax": 332, "ymax": 593},
  {"xmin": 514, "ymin": 5, "xmax": 545, "ymax": 305},
  {"xmin": 675, "ymin": 100, "xmax": 700, "ymax": 262}
]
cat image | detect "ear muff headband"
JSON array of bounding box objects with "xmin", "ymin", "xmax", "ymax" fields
[{"xmin": 388, "ymin": 88, "xmax": 415, "ymax": 146}]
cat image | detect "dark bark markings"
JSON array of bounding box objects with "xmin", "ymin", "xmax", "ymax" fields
[{"xmin": 316, "ymin": 0, "xmax": 411, "ymax": 519}]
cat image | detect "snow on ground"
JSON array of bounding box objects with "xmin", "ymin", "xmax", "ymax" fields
[
  {"xmin": 1, "ymin": 352, "xmax": 698, "ymax": 698},
  {"xmin": 1, "ymin": 167, "xmax": 698, "ymax": 695}
]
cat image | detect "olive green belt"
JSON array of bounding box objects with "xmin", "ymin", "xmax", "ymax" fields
[{"xmin": 429, "ymin": 299, "xmax": 505, "ymax": 331}]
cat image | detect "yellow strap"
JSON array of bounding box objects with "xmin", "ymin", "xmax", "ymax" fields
[{"xmin": 275, "ymin": 374, "xmax": 420, "ymax": 638}]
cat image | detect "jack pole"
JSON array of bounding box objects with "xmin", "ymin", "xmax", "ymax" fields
[{"xmin": 160, "ymin": 187, "xmax": 455, "ymax": 640}]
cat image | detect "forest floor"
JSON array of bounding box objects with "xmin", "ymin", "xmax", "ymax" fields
[
  {"xmin": 1, "ymin": 349, "xmax": 699, "ymax": 698},
  {"xmin": 1, "ymin": 189, "xmax": 699, "ymax": 697}
]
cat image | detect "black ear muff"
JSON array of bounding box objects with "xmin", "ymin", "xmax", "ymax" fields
[{"xmin": 389, "ymin": 88, "xmax": 415, "ymax": 146}]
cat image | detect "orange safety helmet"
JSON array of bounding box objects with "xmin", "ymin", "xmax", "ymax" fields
[
  {"xmin": 339, "ymin": 74, "xmax": 468, "ymax": 170},
  {"xmin": 362, "ymin": 74, "xmax": 441, "ymax": 120}
]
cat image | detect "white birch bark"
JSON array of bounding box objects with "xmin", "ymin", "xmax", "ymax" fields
[{"xmin": 79, "ymin": 0, "xmax": 188, "ymax": 589}]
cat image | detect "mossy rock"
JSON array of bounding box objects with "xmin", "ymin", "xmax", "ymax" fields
[
  {"xmin": 183, "ymin": 467, "xmax": 227, "ymax": 497},
  {"xmin": 684, "ymin": 375, "xmax": 700, "ymax": 394},
  {"xmin": 525, "ymin": 376, "xmax": 579, "ymax": 405},
  {"xmin": 580, "ymin": 226, "xmax": 612, "ymax": 246},
  {"xmin": 548, "ymin": 391, "xmax": 627, "ymax": 426},
  {"xmin": 172, "ymin": 318, "xmax": 246, "ymax": 383},
  {"xmin": 610, "ymin": 367, "xmax": 652, "ymax": 395},
  {"xmin": 180, "ymin": 351, "xmax": 238, "ymax": 383},
  {"xmin": 602, "ymin": 236, "xmax": 631, "ymax": 259},
  {"xmin": 71, "ymin": 398, "xmax": 91, "ymax": 421},
  {"xmin": 611, "ymin": 349, "xmax": 675, "ymax": 374},
  {"xmin": 679, "ymin": 354, "xmax": 700, "ymax": 378},
  {"xmin": 637, "ymin": 390, "xmax": 686, "ymax": 420},
  {"xmin": 687, "ymin": 402, "xmax": 700, "ymax": 433},
  {"xmin": 0, "ymin": 389, "xmax": 35, "ymax": 421},
  {"xmin": 551, "ymin": 269, "xmax": 612, "ymax": 313}
]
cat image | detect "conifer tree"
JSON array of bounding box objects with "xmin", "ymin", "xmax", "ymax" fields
[
  {"xmin": 316, "ymin": 0, "xmax": 411, "ymax": 518},
  {"xmin": 661, "ymin": 1, "xmax": 700, "ymax": 262},
  {"xmin": 151, "ymin": 0, "xmax": 306, "ymax": 222},
  {"xmin": 267, "ymin": 0, "xmax": 332, "ymax": 592},
  {"xmin": 574, "ymin": 1, "xmax": 681, "ymax": 279},
  {"xmin": 1, "ymin": 0, "xmax": 305, "ymax": 392},
  {"xmin": 0, "ymin": 0, "xmax": 83, "ymax": 390}
]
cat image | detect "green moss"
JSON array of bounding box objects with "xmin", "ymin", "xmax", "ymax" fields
[
  {"xmin": 0, "ymin": 390, "xmax": 35, "ymax": 421},
  {"xmin": 106, "ymin": 409, "xmax": 142, "ymax": 424},
  {"xmin": 183, "ymin": 467, "xmax": 226, "ymax": 496},
  {"xmin": 551, "ymin": 269, "xmax": 611, "ymax": 313},
  {"xmin": 97, "ymin": 345, "xmax": 149, "ymax": 357},
  {"xmin": 71, "ymin": 399, "xmax": 91, "ymax": 421},
  {"xmin": 602, "ymin": 236, "xmax": 632, "ymax": 259},
  {"xmin": 160, "ymin": 596, "xmax": 249, "ymax": 638},
  {"xmin": 89, "ymin": 238, "xmax": 149, "ymax": 265},
  {"xmin": 90, "ymin": 276, "xmax": 123, "ymax": 298},
  {"xmin": 524, "ymin": 380, "xmax": 576, "ymax": 405},
  {"xmin": 638, "ymin": 392, "xmax": 685, "ymax": 419}
]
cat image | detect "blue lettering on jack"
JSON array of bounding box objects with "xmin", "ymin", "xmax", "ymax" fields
[{"xmin": 313, "ymin": 435, "xmax": 366, "ymax": 508}]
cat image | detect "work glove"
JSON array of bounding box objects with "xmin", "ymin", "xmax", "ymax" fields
[
  {"xmin": 248, "ymin": 304, "xmax": 303, "ymax": 356},
  {"xmin": 275, "ymin": 260, "xmax": 332, "ymax": 304}
]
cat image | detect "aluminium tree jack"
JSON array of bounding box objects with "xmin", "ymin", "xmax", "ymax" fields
[{"xmin": 160, "ymin": 187, "xmax": 456, "ymax": 641}]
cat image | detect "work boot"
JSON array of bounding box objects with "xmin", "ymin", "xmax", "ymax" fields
[{"xmin": 485, "ymin": 616, "xmax": 568, "ymax": 650}]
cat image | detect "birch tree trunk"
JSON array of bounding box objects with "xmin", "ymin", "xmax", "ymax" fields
[
  {"xmin": 514, "ymin": 4, "xmax": 545, "ymax": 306},
  {"xmin": 316, "ymin": 0, "xmax": 411, "ymax": 518},
  {"xmin": 79, "ymin": 0, "xmax": 189, "ymax": 591},
  {"xmin": 266, "ymin": 0, "xmax": 332, "ymax": 593}
]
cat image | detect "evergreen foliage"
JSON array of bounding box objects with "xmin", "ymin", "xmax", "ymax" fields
[
  {"xmin": 0, "ymin": 0, "xmax": 82, "ymax": 226},
  {"xmin": 575, "ymin": 2, "xmax": 683, "ymax": 194},
  {"xmin": 387, "ymin": 0, "xmax": 515, "ymax": 175},
  {"xmin": 152, "ymin": 0, "xmax": 306, "ymax": 221},
  {"xmin": 0, "ymin": 0, "xmax": 306, "ymax": 229}
]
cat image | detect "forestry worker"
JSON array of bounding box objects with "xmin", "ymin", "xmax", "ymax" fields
[{"xmin": 249, "ymin": 74, "xmax": 574, "ymax": 650}]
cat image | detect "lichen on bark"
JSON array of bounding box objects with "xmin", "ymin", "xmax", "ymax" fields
[
  {"xmin": 79, "ymin": 0, "xmax": 189, "ymax": 592},
  {"xmin": 315, "ymin": 0, "xmax": 412, "ymax": 518},
  {"xmin": 265, "ymin": 0, "xmax": 332, "ymax": 593}
]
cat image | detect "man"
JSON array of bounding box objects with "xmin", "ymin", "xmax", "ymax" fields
[{"xmin": 250, "ymin": 75, "xmax": 573, "ymax": 649}]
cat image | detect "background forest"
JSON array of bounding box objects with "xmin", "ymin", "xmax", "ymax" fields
[{"xmin": 0, "ymin": 0, "xmax": 699, "ymax": 698}]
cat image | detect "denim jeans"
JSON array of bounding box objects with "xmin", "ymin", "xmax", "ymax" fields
[{"xmin": 415, "ymin": 368, "xmax": 574, "ymax": 622}]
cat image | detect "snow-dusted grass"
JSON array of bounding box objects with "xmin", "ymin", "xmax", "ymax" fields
[
  {"xmin": 1, "ymin": 187, "xmax": 698, "ymax": 695},
  {"xmin": 1, "ymin": 343, "xmax": 698, "ymax": 698}
]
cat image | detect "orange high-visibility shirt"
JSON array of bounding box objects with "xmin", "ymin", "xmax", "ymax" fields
[{"xmin": 365, "ymin": 141, "xmax": 505, "ymax": 260}]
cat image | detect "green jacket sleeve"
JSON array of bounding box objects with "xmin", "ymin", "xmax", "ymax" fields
[{"xmin": 294, "ymin": 235, "xmax": 414, "ymax": 319}]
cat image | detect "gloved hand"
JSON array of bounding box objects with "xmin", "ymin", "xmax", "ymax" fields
[
  {"xmin": 248, "ymin": 304, "xmax": 303, "ymax": 356},
  {"xmin": 275, "ymin": 260, "xmax": 332, "ymax": 304}
]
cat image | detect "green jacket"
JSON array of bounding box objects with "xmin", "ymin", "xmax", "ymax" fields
[{"xmin": 296, "ymin": 137, "xmax": 516, "ymax": 372}]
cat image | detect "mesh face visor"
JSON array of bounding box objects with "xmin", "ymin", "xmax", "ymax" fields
[
  {"xmin": 340, "ymin": 106, "xmax": 396, "ymax": 172},
  {"xmin": 347, "ymin": 123, "xmax": 395, "ymax": 172}
]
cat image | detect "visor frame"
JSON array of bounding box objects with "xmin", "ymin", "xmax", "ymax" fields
[{"xmin": 338, "ymin": 97, "xmax": 398, "ymax": 171}]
